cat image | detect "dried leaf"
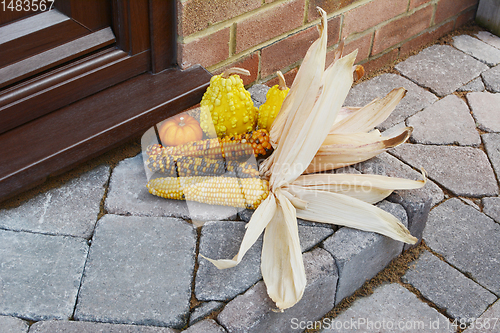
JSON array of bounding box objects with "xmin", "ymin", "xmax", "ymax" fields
[
  {"xmin": 330, "ymin": 88, "xmax": 406, "ymax": 134},
  {"xmin": 261, "ymin": 189, "xmax": 306, "ymax": 309},
  {"xmin": 293, "ymin": 188, "xmax": 418, "ymax": 244},
  {"xmin": 287, "ymin": 170, "xmax": 426, "ymax": 204},
  {"xmin": 306, "ymin": 127, "xmax": 412, "ymax": 173},
  {"xmin": 269, "ymin": 50, "xmax": 357, "ymax": 188},
  {"xmin": 269, "ymin": 8, "xmax": 328, "ymax": 148}
]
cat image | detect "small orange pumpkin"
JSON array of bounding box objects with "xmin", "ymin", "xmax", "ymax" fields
[{"xmin": 158, "ymin": 114, "xmax": 203, "ymax": 146}]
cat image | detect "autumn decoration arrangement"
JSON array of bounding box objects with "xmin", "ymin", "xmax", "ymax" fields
[{"xmin": 143, "ymin": 7, "xmax": 426, "ymax": 310}]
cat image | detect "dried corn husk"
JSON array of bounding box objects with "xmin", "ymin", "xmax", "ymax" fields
[{"xmin": 202, "ymin": 6, "xmax": 425, "ymax": 311}]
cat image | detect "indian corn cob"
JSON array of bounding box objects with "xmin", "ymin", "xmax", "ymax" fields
[
  {"xmin": 146, "ymin": 153, "xmax": 259, "ymax": 178},
  {"xmin": 147, "ymin": 129, "xmax": 272, "ymax": 160},
  {"xmin": 147, "ymin": 176, "xmax": 269, "ymax": 209}
]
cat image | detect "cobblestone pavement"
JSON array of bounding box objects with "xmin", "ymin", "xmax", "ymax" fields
[{"xmin": 1, "ymin": 30, "xmax": 499, "ymax": 333}]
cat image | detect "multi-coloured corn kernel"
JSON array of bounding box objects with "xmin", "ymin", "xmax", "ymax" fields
[
  {"xmin": 177, "ymin": 156, "xmax": 226, "ymax": 177},
  {"xmin": 146, "ymin": 150, "xmax": 177, "ymax": 176}
]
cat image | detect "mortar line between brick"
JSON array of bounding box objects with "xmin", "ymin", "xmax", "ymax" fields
[
  {"xmin": 303, "ymin": 0, "xmax": 310, "ymax": 25},
  {"xmin": 368, "ymin": 30, "xmax": 375, "ymax": 57},
  {"xmin": 229, "ymin": 23, "xmax": 237, "ymax": 57},
  {"xmin": 257, "ymin": 50, "xmax": 262, "ymax": 82}
]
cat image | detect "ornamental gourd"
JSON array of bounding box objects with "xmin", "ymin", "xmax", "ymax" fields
[
  {"xmin": 199, "ymin": 68, "xmax": 258, "ymax": 138},
  {"xmin": 258, "ymin": 71, "xmax": 289, "ymax": 131},
  {"xmin": 158, "ymin": 114, "xmax": 203, "ymax": 146}
]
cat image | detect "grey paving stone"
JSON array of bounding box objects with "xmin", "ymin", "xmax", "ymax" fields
[
  {"xmin": 357, "ymin": 152, "xmax": 444, "ymax": 208},
  {"xmin": 105, "ymin": 154, "xmax": 238, "ymax": 221},
  {"xmin": 468, "ymin": 92, "xmax": 500, "ymax": 132},
  {"xmin": 457, "ymin": 77, "xmax": 485, "ymax": 92},
  {"xmin": 476, "ymin": 31, "xmax": 500, "ymax": 50},
  {"xmin": 74, "ymin": 215, "xmax": 196, "ymax": 328},
  {"xmin": 424, "ymin": 198, "xmax": 500, "ymax": 296},
  {"xmin": 464, "ymin": 300, "xmax": 500, "ymax": 332},
  {"xmin": 483, "ymin": 133, "xmax": 500, "ymax": 179},
  {"xmin": 357, "ymin": 152, "xmax": 443, "ymax": 249},
  {"xmin": 395, "ymin": 45, "xmax": 489, "ymax": 96},
  {"xmin": 237, "ymin": 209, "xmax": 254, "ymax": 222},
  {"xmin": 0, "ymin": 230, "xmax": 88, "ymax": 321},
  {"xmin": 189, "ymin": 301, "xmax": 224, "ymax": 326},
  {"xmin": 453, "ymin": 35, "xmax": 500, "ymax": 66},
  {"xmin": 481, "ymin": 65, "xmax": 500, "ymax": 93},
  {"xmin": 195, "ymin": 221, "xmax": 333, "ymax": 301},
  {"xmin": 0, "ymin": 165, "xmax": 109, "ymax": 239},
  {"xmin": 195, "ymin": 221, "xmax": 262, "ymax": 302},
  {"xmin": 483, "ymin": 197, "xmax": 500, "ymax": 223},
  {"xmin": 402, "ymin": 251, "xmax": 497, "ymax": 320},
  {"xmin": 390, "ymin": 144, "xmax": 499, "ymax": 197},
  {"xmin": 299, "ymin": 224, "xmax": 335, "ymax": 252},
  {"xmin": 322, "ymin": 201, "xmax": 407, "ymax": 305},
  {"xmin": 0, "ymin": 315, "xmax": 28, "ymax": 333},
  {"xmin": 29, "ymin": 320, "xmax": 178, "ymax": 333},
  {"xmin": 183, "ymin": 319, "xmax": 226, "ymax": 333},
  {"xmin": 407, "ymin": 95, "xmax": 481, "ymax": 146},
  {"xmin": 248, "ymin": 83, "xmax": 269, "ymax": 108},
  {"xmin": 217, "ymin": 248, "xmax": 338, "ymax": 333},
  {"xmin": 343, "ymin": 73, "xmax": 438, "ymax": 130},
  {"xmin": 319, "ymin": 283, "xmax": 454, "ymax": 333}
]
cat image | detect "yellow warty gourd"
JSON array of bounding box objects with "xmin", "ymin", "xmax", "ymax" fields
[
  {"xmin": 200, "ymin": 68, "xmax": 258, "ymax": 138},
  {"xmin": 258, "ymin": 71, "xmax": 289, "ymax": 131}
]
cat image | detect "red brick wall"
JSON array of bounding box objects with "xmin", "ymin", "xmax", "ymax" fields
[{"xmin": 177, "ymin": 0, "xmax": 479, "ymax": 85}]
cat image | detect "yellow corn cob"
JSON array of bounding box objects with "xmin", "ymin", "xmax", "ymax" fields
[
  {"xmin": 258, "ymin": 71, "xmax": 289, "ymax": 131},
  {"xmin": 147, "ymin": 176, "xmax": 269, "ymax": 209},
  {"xmin": 147, "ymin": 177, "xmax": 184, "ymax": 200}
]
